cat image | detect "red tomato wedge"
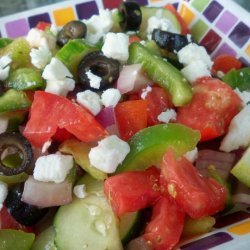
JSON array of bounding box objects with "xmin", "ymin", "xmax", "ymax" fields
[
  {"xmin": 212, "ymin": 54, "xmax": 242, "ymax": 74},
  {"xmin": 115, "ymin": 100, "xmax": 147, "ymax": 141},
  {"xmin": 0, "ymin": 205, "xmax": 34, "ymax": 233},
  {"xmin": 176, "ymin": 77, "xmax": 242, "ymax": 141},
  {"xmin": 129, "ymin": 35, "xmax": 141, "ymax": 44},
  {"xmin": 23, "ymin": 91, "xmax": 107, "ymax": 148},
  {"xmin": 142, "ymin": 86, "xmax": 173, "ymax": 126},
  {"xmin": 104, "ymin": 166, "xmax": 161, "ymax": 216},
  {"xmin": 143, "ymin": 196, "xmax": 185, "ymax": 250},
  {"xmin": 160, "ymin": 149, "xmax": 227, "ymax": 219},
  {"xmin": 165, "ymin": 4, "xmax": 190, "ymax": 35}
]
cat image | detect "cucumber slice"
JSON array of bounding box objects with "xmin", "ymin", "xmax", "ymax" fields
[
  {"xmin": 55, "ymin": 39, "xmax": 98, "ymax": 78},
  {"xmin": 140, "ymin": 6, "xmax": 181, "ymax": 38},
  {"xmin": 7, "ymin": 68, "xmax": 45, "ymax": 90},
  {"xmin": 31, "ymin": 226, "xmax": 56, "ymax": 250},
  {"xmin": 53, "ymin": 175, "xmax": 123, "ymax": 250},
  {"xmin": 0, "ymin": 38, "xmax": 31, "ymax": 69},
  {"xmin": 119, "ymin": 210, "xmax": 148, "ymax": 245},
  {"xmin": 0, "ymin": 38, "xmax": 13, "ymax": 48},
  {"xmin": 0, "ymin": 229, "xmax": 35, "ymax": 250},
  {"xmin": 59, "ymin": 139, "xmax": 107, "ymax": 180},
  {"xmin": 0, "ymin": 89, "xmax": 31, "ymax": 114}
]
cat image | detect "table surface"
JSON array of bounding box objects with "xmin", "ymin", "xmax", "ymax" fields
[{"xmin": 0, "ymin": 0, "xmax": 249, "ymax": 17}]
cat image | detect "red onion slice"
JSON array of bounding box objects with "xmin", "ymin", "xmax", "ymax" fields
[
  {"xmin": 96, "ymin": 107, "xmax": 115, "ymax": 128},
  {"xmin": 117, "ymin": 64, "xmax": 152, "ymax": 94},
  {"xmin": 195, "ymin": 149, "xmax": 236, "ymax": 179},
  {"xmin": 22, "ymin": 176, "xmax": 72, "ymax": 207},
  {"xmin": 232, "ymin": 182, "xmax": 250, "ymax": 205}
]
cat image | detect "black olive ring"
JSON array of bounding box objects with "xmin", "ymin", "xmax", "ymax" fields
[{"xmin": 0, "ymin": 132, "xmax": 33, "ymax": 176}]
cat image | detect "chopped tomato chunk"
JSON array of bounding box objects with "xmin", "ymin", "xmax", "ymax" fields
[
  {"xmin": 160, "ymin": 149, "xmax": 227, "ymax": 219},
  {"xmin": 23, "ymin": 91, "xmax": 107, "ymax": 148},
  {"xmin": 176, "ymin": 77, "xmax": 242, "ymax": 141},
  {"xmin": 104, "ymin": 166, "xmax": 161, "ymax": 216},
  {"xmin": 143, "ymin": 196, "xmax": 185, "ymax": 250},
  {"xmin": 115, "ymin": 100, "xmax": 147, "ymax": 141},
  {"xmin": 212, "ymin": 54, "xmax": 242, "ymax": 74},
  {"xmin": 36, "ymin": 21, "xmax": 51, "ymax": 31}
]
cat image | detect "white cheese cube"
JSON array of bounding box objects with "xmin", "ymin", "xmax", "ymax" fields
[
  {"xmin": 84, "ymin": 9, "xmax": 113, "ymax": 44},
  {"xmin": 86, "ymin": 70, "xmax": 102, "ymax": 89},
  {"xmin": 101, "ymin": 88, "xmax": 121, "ymax": 107},
  {"xmin": 0, "ymin": 181, "xmax": 8, "ymax": 210},
  {"xmin": 234, "ymin": 88, "xmax": 250, "ymax": 107},
  {"xmin": 45, "ymin": 77, "xmax": 75, "ymax": 96},
  {"xmin": 177, "ymin": 43, "xmax": 213, "ymax": 69},
  {"xmin": 76, "ymin": 90, "xmax": 102, "ymax": 115},
  {"xmin": 73, "ymin": 184, "xmax": 87, "ymax": 199},
  {"xmin": 181, "ymin": 60, "xmax": 211, "ymax": 83},
  {"xmin": 102, "ymin": 32, "xmax": 129, "ymax": 63},
  {"xmin": 0, "ymin": 117, "xmax": 8, "ymax": 134},
  {"xmin": 89, "ymin": 135, "xmax": 130, "ymax": 173},
  {"xmin": 33, "ymin": 154, "xmax": 74, "ymax": 183},
  {"xmin": 0, "ymin": 55, "xmax": 12, "ymax": 81},
  {"xmin": 157, "ymin": 109, "xmax": 177, "ymax": 123},
  {"xmin": 30, "ymin": 46, "xmax": 52, "ymax": 69},
  {"xmin": 220, "ymin": 105, "xmax": 250, "ymax": 152},
  {"xmin": 184, "ymin": 147, "xmax": 198, "ymax": 163},
  {"xmin": 42, "ymin": 57, "xmax": 73, "ymax": 80}
]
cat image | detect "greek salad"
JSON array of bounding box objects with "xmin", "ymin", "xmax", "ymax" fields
[{"xmin": 0, "ymin": 1, "xmax": 250, "ymax": 249}]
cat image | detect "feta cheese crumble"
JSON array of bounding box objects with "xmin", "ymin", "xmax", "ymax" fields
[
  {"xmin": 86, "ymin": 70, "xmax": 102, "ymax": 89},
  {"xmin": 0, "ymin": 55, "xmax": 12, "ymax": 81},
  {"xmin": 102, "ymin": 32, "xmax": 129, "ymax": 63},
  {"xmin": 220, "ymin": 105, "xmax": 250, "ymax": 152},
  {"xmin": 43, "ymin": 57, "xmax": 75, "ymax": 96},
  {"xmin": 0, "ymin": 181, "xmax": 8, "ymax": 210},
  {"xmin": 89, "ymin": 135, "xmax": 130, "ymax": 173},
  {"xmin": 84, "ymin": 9, "xmax": 113, "ymax": 45},
  {"xmin": 157, "ymin": 109, "xmax": 177, "ymax": 123},
  {"xmin": 26, "ymin": 28, "xmax": 56, "ymax": 50},
  {"xmin": 30, "ymin": 46, "xmax": 52, "ymax": 69},
  {"xmin": 33, "ymin": 154, "xmax": 74, "ymax": 183},
  {"xmin": 73, "ymin": 184, "xmax": 87, "ymax": 199},
  {"xmin": 101, "ymin": 88, "xmax": 121, "ymax": 107},
  {"xmin": 141, "ymin": 86, "xmax": 152, "ymax": 100},
  {"xmin": 76, "ymin": 90, "xmax": 102, "ymax": 115},
  {"xmin": 234, "ymin": 88, "xmax": 250, "ymax": 107},
  {"xmin": 177, "ymin": 43, "xmax": 213, "ymax": 83},
  {"xmin": 184, "ymin": 147, "xmax": 198, "ymax": 163},
  {"xmin": 0, "ymin": 116, "xmax": 8, "ymax": 134}
]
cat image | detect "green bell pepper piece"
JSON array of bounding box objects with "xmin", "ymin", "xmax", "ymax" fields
[
  {"xmin": 0, "ymin": 89, "xmax": 31, "ymax": 114},
  {"xmin": 222, "ymin": 67, "xmax": 250, "ymax": 91},
  {"xmin": 116, "ymin": 124, "xmax": 200, "ymax": 173},
  {"xmin": 7, "ymin": 68, "xmax": 45, "ymax": 90},
  {"xmin": 0, "ymin": 229, "xmax": 35, "ymax": 250},
  {"xmin": 128, "ymin": 42, "xmax": 193, "ymax": 107},
  {"xmin": 0, "ymin": 173, "xmax": 28, "ymax": 185}
]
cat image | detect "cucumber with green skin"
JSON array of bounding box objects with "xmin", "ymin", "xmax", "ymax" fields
[
  {"xmin": 7, "ymin": 68, "xmax": 45, "ymax": 90},
  {"xmin": 31, "ymin": 226, "xmax": 57, "ymax": 250},
  {"xmin": 116, "ymin": 124, "xmax": 200, "ymax": 173},
  {"xmin": 0, "ymin": 38, "xmax": 13, "ymax": 48},
  {"xmin": 0, "ymin": 89, "xmax": 31, "ymax": 114},
  {"xmin": 0, "ymin": 229, "xmax": 35, "ymax": 250},
  {"xmin": 53, "ymin": 174, "xmax": 123, "ymax": 250},
  {"xmin": 128, "ymin": 42, "xmax": 192, "ymax": 107},
  {"xmin": 55, "ymin": 39, "xmax": 98, "ymax": 78}
]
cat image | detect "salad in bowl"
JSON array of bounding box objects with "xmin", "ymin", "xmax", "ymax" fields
[{"xmin": 0, "ymin": 0, "xmax": 249, "ymax": 249}]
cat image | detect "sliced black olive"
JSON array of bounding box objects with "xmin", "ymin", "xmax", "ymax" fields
[
  {"xmin": 5, "ymin": 183, "xmax": 49, "ymax": 226},
  {"xmin": 78, "ymin": 51, "xmax": 120, "ymax": 91},
  {"xmin": 152, "ymin": 29, "xmax": 192, "ymax": 53},
  {"xmin": 57, "ymin": 20, "xmax": 87, "ymax": 47},
  {"xmin": 119, "ymin": 1, "xmax": 142, "ymax": 31},
  {"xmin": 0, "ymin": 132, "xmax": 33, "ymax": 176}
]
